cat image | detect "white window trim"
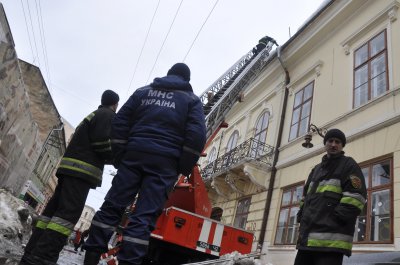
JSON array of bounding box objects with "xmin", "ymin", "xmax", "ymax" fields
[{"xmin": 341, "ymin": 1, "xmax": 399, "ymax": 55}]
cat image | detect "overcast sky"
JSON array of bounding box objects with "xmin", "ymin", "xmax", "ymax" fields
[{"xmin": 1, "ymin": 0, "xmax": 324, "ymax": 210}]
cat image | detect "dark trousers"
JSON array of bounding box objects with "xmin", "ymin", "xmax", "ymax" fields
[
  {"xmin": 294, "ymin": 250, "xmax": 344, "ymax": 265},
  {"xmin": 21, "ymin": 176, "xmax": 91, "ymax": 265},
  {"xmin": 84, "ymin": 151, "xmax": 178, "ymax": 265}
]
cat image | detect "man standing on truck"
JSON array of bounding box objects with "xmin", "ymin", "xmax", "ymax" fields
[
  {"xmin": 294, "ymin": 129, "xmax": 367, "ymax": 265},
  {"xmin": 19, "ymin": 90, "xmax": 119, "ymax": 265},
  {"xmin": 83, "ymin": 63, "xmax": 207, "ymax": 265}
]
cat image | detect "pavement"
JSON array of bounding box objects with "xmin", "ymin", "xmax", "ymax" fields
[{"xmin": 343, "ymin": 252, "xmax": 400, "ymax": 265}]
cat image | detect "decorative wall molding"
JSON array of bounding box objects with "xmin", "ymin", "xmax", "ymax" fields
[
  {"xmin": 288, "ymin": 60, "xmax": 323, "ymax": 96},
  {"xmin": 341, "ymin": 1, "xmax": 399, "ymax": 55}
]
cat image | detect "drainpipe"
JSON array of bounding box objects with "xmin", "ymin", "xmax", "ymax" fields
[{"xmin": 258, "ymin": 46, "xmax": 290, "ymax": 250}]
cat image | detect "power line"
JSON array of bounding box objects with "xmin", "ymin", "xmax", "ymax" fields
[
  {"xmin": 183, "ymin": 0, "xmax": 219, "ymax": 62},
  {"xmin": 34, "ymin": 0, "xmax": 52, "ymax": 89},
  {"xmin": 25, "ymin": 0, "xmax": 41, "ymax": 68},
  {"xmin": 145, "ymin": 0, "xmax": 184, "ymax": 84},
  {"xmin": 20, "ymin": 0, "xmax": 36, "ymax": 63},
  {"xmin": 50, "ymin": 82, "xmax": 95, "ymax": 106},
  {"xmin": 126, "ymin": 0, "xmax": 161, "ymax": 97}
]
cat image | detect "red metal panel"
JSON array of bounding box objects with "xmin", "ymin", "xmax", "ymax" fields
[{"xmin": 152, "ymin": 207, "xmax": 253, "ymax": 257}]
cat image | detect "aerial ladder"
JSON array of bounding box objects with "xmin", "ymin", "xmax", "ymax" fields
[
  {"xmin": 101, "ymin": 36, "xmax": 277, "ymax": 265},
  {"xmin": 200, "ymin": 36, "xmax": 277, "ymax": 139}
]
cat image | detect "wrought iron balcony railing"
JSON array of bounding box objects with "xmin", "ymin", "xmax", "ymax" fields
[{"xmin": 201, "ymin": 138, "xmax": 274, "ymax": 180}]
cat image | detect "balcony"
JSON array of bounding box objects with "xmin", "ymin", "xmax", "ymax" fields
[{"xmin": 200, "ymin": 138, "xmax": 274, "ymax": 191}]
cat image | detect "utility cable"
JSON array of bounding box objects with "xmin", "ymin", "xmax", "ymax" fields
[
  {"xmin": 20, "ymin": 0, "xmax": 36, "ymax": 64},
  {"xmin": 25, "ymin": 0, "xmax": 41, "ymax": 68},
  {"xmin": 35, "ymin": 0, "xmax": 51, "ymax": 89},
  {"xmin": 50, "ymin": 82, "xmax": 94, "ymax": 106},
  {"xmin": 145, "ymin": 0, "xmax": 184, "ymax": 84},
  {"xmin": 183, "ymin": 0, "xmax": 219, "ymax": 62},
  {"xmin": 126, "ymin": 0, "xmax": 161, "ymax": 97}
]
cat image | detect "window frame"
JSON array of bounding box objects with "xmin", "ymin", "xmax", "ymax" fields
[
  {"xmin": 233, "ymin": 197, "xmax": 251, "ymax": 229},
  {"xmin": 254, "ymin": 111, "xmax": 270, "ymax": 143},
  {"xmin": 288, "ymin": 81, "xmax": 314, "ymax": 141},
  {"xmin": 353, "ymin": 29, "xmax": 389, "ymax": 108},
  {"xmin": 226, "ymin": 130, "xmax": 239, "ymax": 152},
  {"xmin": 274, "ymin": 182, "xmax": 303, "ymax": 245},
  {"xmin": 207, "ymin": 146, "xmax": 217, "ymax": 164},
  {"xmin": 354, "ymin": 155, "xmax": 393, "ymax": 244}
]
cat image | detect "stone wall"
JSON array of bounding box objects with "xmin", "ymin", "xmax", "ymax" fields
[
  {"xmin": 0, "ymin": 4, "xmax": 64, "ymax": 199},
  {"xmin": 0, "ymin": 40, "xmax": 42, "ymax": 195}
]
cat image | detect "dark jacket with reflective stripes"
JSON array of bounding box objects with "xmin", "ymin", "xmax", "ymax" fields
[
  {"xmin": 296, "ymin": 152, "xmax": 367, "ymax": 256},
  {"xmin": 57, "ymin": 106, "xmax": 115, "ymax": 187},
  {"xmin": 112, "ymin": 75, "xmax": 206, "ymax": 175}
]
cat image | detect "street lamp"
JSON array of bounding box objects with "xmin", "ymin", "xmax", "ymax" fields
[{"xmin": 302, "ymin": 123, "xmax": 327, "ymax": 148}]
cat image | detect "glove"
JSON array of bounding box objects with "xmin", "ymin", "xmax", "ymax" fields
[
  {"xmin": 178, "ymin": 152, "xmax": 199, "ymax": 176},
  {"xmin": 111, "ymin": 143, "xmax": 126, "ymax": 169}
]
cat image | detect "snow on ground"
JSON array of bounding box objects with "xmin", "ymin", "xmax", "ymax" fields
[
  {"xmin": 57, "ymin": 245, "xmax": 85, "ymax": 265},
  {"xmin": 0, "ymin": 189, "xmax": 32, "ymax": 264}
]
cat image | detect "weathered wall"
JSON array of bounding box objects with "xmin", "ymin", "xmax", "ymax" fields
[
  {"xmin": 19, "ymin": 60, "xmax": 62, "ymax": 142},
  {"xmin": 0, "ymin": 29, "xmax": 42, "ymax": 195},
  {"xmin": 0, "ymin": 4, "xmax": 63, "ymax": 200}
]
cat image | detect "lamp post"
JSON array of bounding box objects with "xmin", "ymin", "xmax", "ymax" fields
[{"xmin": 301, "ymin": 123, "xmax": 327, "ymax": 148}]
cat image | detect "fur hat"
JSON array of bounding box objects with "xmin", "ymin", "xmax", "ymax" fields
[
  {"xmin": 101, "ymin": 90, "xmax": 119, "ymax": 106},
  {"xmin": 167, "ymin": 63, "xmax": 191, "ymax": 81},
  {"xmin": 323, "ymin": 128, "xmax": 346, "ymax": 147}
]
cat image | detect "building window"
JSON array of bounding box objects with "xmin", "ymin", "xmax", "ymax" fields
[
  {"xmin": 233, "ymin": 197, "xmax": 251, "ymax": 229},
  {"xmin": 208, "ymin": 147, "xmax": 217, "ymax": 163},
  {"xmin": 289, "ymin": 82, "xmax": 314, "ymax": 141},
  {"xmin": 251, "ymin": 111, "xmax": 270, "ymax": 158},
  {"xmin": 275, "ymin": 184, "xmax": 303, "ymax": 244},
  {"xmin": 254, "ymin": 111, "xmax": 270, "ymax": 143},
  {"xmin": 224, "ymin": 130, "xmax": 239, "ymax": 167},
  {"xmin": 353, "ymin": 30, "xmax": 388, "ymax": 108},
  {"xmin": 354, "ymin": 157, "xmax": 392, "ymax": 243},
  {"xmin": 226, "ymin": 130, "xmax": 239, "ymax": 152}
]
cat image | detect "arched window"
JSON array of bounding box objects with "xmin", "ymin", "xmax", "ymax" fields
[
  {"xmin": 252, "ymin": 111, "xmax": 270, "ymax": 158},
  {"xmin": 208, "ymin": 147, "xmax": 217, "ymax": 163},
  {"xmin": 254, "ymin": 111, "xmax": 270, "ymax": 143},
  {"xmin": 226, "ymin": 130, "xmax": 239, "ymax": 152},
  {"xmin": 224, "ymin": 130, "xmax": 239, "ymax": 168}
]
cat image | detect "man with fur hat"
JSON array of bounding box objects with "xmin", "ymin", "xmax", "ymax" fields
[
  {"xmin": 20, "ymin": 90, "xmax": 119, "ymax": 265},
  {"xmin": 83, "ymin": 63, "xmax": 206, "ymax": 265},
  {"xmin": 294, "ymin": 128, "xmax": 367, "ymax": 265}
]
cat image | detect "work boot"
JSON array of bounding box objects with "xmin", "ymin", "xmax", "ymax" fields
[{"xmin": 83, "ymin": 251, "xmax": 101, "ymax": 265}]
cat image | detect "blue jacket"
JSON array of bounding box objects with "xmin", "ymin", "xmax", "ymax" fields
[{"xmin": 112, "ymin": 75, "xmax": 206, "ymax": 175}]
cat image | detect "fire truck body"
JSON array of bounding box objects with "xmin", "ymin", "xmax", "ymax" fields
[{"xmin": 152, "ymin": 207, "xmax": 253, "ymax": 257}]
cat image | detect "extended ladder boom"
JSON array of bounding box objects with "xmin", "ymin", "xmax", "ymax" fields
[{"xmin": 201, "ymin": 37, "xmax": 277, "ymax": 139}]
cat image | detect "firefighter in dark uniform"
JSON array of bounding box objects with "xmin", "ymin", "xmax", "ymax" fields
[
  {"xmin": 294, "ymin": 129, "xmax": 367, "ymax": 265},
  {"xmin": 20, "ymin": 90, "xmax": 119, "ymax": 265},
  {"xmin": 252, "ymin": 35, "xmax": 278, "ymax": 55},
  {"xmin": 83, "ymin": 63, "xmax": 206, "ymax": 265}
]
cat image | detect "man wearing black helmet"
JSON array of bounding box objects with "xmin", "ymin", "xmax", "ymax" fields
[
  {"xmin": 83, "ymin": 63, "xmax": 206, "ymax": 265},
  {"xmin": 20, "ymin": 90, "xmax": 119, "ymax": 265},
  {"xmin": 294, "ymin": 128, "xmax": 367, "ymax": 265}
]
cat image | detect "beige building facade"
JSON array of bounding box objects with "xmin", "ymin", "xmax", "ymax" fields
[
  {"xmin": 199, "ymin": 0, "xmax": 400, "ymax": 264},
  {"xmin": 75, "ymin": 205, "xmax": 95, "ymax": 232}
]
